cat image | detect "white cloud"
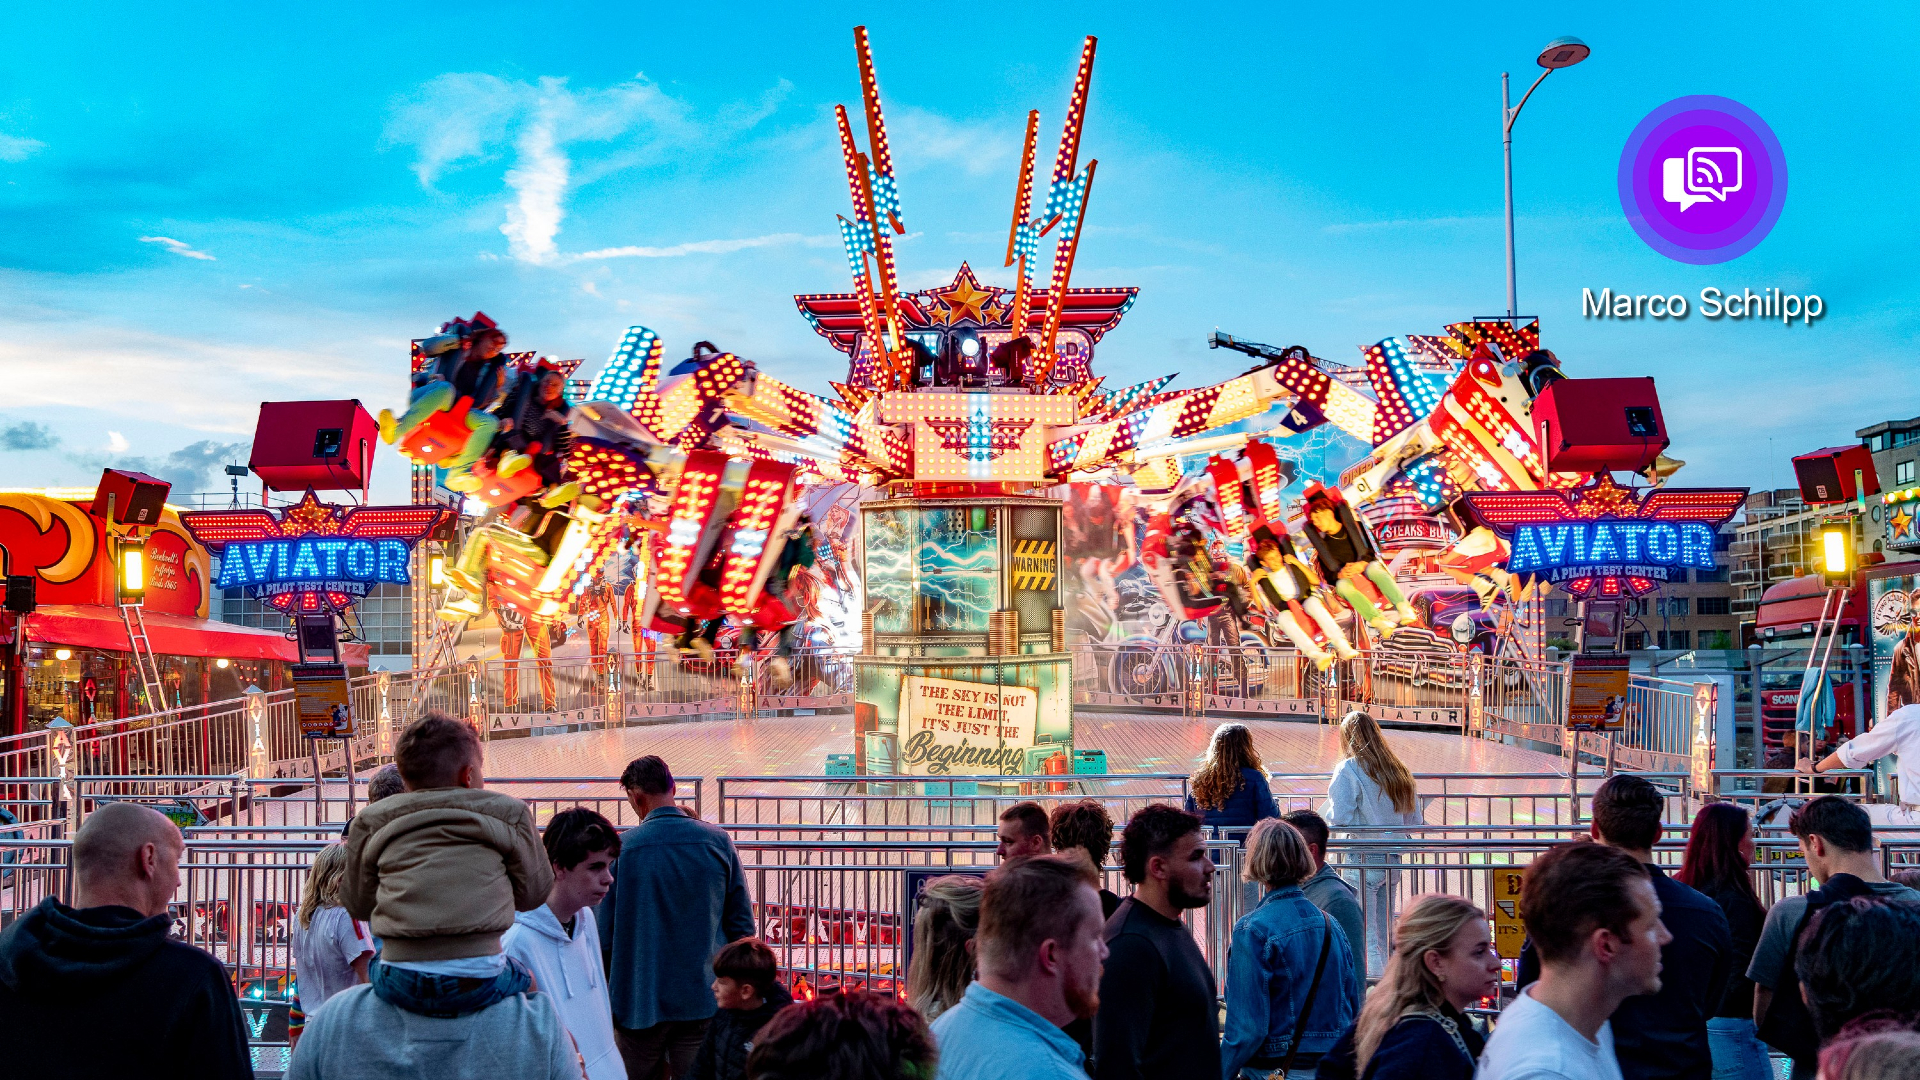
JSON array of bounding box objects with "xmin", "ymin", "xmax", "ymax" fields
[
  {"xmin": 0, "ymin": 133, "xmax": 45, "ymax": 162},
  {"xmin": 107, "ymin": 431, "xmax": 129, "ymax": 453},
  {"xmin": 140, "ymin": 236, "xmax": 216, "ymax": 261},
  {"xmin": 572, "ymin": 232, "xmax": 829, "ymax": 261},
  {"xmin": 384, "ymin": 73, "xmax": 697, "ymax": 266},
  {"xmin": 502, "ymin": 119, "xmax": 570, "ymax": 264}
]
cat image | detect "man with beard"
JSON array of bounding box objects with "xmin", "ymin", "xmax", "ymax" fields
[
  {"xmin": 930, "ymin": 856, "xmax": 1110, "ymax": 1080},
  {"xmin": 1094, "ymin": 805, "xmax": 1218, "ymax": 1080}
]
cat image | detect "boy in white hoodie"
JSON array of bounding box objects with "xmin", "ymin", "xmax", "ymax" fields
[{"xmin": 505, "ymin": 809, "xmax": 627, "ymax": 1080}]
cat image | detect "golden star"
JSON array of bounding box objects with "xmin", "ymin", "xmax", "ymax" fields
[
  {"xmin": 932, "ymin": 265, "xmax": 995, "ymax": 325},
  {"xmin": 1894, "ymin": 506, "xmax": 1916, "ymax": 539}
]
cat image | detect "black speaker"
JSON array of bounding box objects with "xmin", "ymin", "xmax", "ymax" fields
[{"xmin": 4, "ymin": 575, "xmax": 35, "ymax": 615}]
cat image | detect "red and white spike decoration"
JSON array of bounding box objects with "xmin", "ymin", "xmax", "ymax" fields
[
  {"xmin": 1207, "ymin": 456, "xmax": 1250, "ymax": 539},
  {"xmin": 1038, "ymin": 37, "xmax": 1096, "ymax": 235},
  {"xmin": 1003, "ymin": 109, "xmax": 1041, "ymax": 341},
  {"xmin": 854, "ymin": 25, "xmax": 904, "ymax": 235},
  {"xmin": 718, "ymin": 460, "xmax": 798, "ymax": 616},
  {"xmin": 1243, "ymin": 440, "xmax": 1288, "ymax": 531},
  {"xmin": 834, "ymin": 107, "xmax": 887, "ymax": 384},
  {"xmin": 654, "ymin": 450, "xmax": 728, "ymax": 608},
  {"xmin": 1029, "ymin": 36, "xmax": 1098, "ymax": 388}
]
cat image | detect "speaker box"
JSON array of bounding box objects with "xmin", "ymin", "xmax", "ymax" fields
[
  {"xmin": 1530, "ymin": 377, "xmax": 1669, "ymax": 474},
  {"xmin": 90, "ymin": 469, "xmax": 172, "ymax": 525},
  {"xmin": 249, "ymin": 400, "xmax": 379, "ymax": 492},
  {"xmin": 4, "ymin": 575, "xmax": 36, "ymax": 614},
  {"xmin": 1792, "ymin": 445, "xmax": 1880, "ymax": 504}
]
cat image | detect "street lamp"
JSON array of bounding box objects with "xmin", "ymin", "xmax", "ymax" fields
[{"xmin": 1503, "ymin": 36, "xmax": 1591, "ymax": 323}]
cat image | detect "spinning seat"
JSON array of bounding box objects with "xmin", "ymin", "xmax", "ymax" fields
[{"xmin": 396, "ymin": 395, "xmax": 478, "ymax": 466}]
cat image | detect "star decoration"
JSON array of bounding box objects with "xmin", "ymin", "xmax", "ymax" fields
[
  {"xmin": 1567, "ymin": 474, "xmax": 1639, "ymax": 519},
  {"xmin": 278, "ymin": 491, "xmax": 343, "ymax": 535},
  {"xmin": 931, "ymin": 263, "xmax": 996, "ymax": 325},
  {"xmin": 1894, "ymin": 505, "xmax": 1916, "ymax": 539}
]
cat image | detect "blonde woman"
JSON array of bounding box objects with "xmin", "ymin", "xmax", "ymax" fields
[
  {"xmin": 291, "ymin": 843, "xmax": 373, "ymax": 1029},
  {"xmin": 1316, "ymin": 895, "xmax": 1502, "ymax": 1080},
  {"xmin": 905, "ymin": 874, "xmax": 985, "ymax": 1021},
  {"xmin": 1221, "ymin": 818, "xmax": 1362, "ymax": 1080},
  {"xmin": 1322, "ymin": 710, "xmax": 1421, "ymax": 975}
]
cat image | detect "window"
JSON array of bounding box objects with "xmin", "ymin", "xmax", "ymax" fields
[
  {"xmin": 1662, "ymin": 597, "xmax": 1689, "ymax": 617},
  {"xmin": 1867, "ymin": 435, "xmax": 1885, "ymax": 452},
  {"xmin": 1658, "ymin": 631, "xmax": 1690, "ymax": 650},
  {"xmin": 1898, "ymin": 459, "xmax": 1916, "ymax": 485},
  {"xmin": 1697, "ymin": 630, "xmax": 1734, "ymax": 650},
  {"xmin": 1623, "ymin": 632, "xmax": 1647, "ymax": 651},
  {"xmin": 1693, "ymin": 567, "xmax": 1729, "ymax": 583},
  {"xmin": 1696, "ymin": 596, "xmax": 1732, "ymax": 616}
]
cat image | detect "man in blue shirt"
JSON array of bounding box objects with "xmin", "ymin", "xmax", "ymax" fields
[
  {"xmin": 932, "ymin": 855, "xmax": 1110, "ymax": 1080},
  {"xmin": 597, "ymin": 755, "xmax": 755, "ymax": 1080}
]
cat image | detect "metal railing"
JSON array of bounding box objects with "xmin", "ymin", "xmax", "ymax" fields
[{"xmin": 8, "ymin": 831, "xmax": 1918, "ymax": 1004}]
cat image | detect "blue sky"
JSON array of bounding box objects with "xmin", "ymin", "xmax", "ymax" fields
[{"xmin": 2, "ymin": 2, "xmax": 1915, "ymax": 502}]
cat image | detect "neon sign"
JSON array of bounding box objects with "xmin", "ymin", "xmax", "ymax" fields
[
  {"xmin": 181, "ymin": 491, "xmax": 446, "ymax": 612},
  {"xmin": 1465, "ymin": 476, "xmax": 1746, "ymax": 597}
]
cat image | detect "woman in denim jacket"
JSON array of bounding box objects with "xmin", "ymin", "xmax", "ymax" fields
[{"xmin": 1222, "ymin": 819, "xmax": 1363, "ymax": 1080}]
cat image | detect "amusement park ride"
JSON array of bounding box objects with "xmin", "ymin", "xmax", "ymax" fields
[{"xmin": 367, "ymin": 27, "xmax": 1733, "ymax": 774}]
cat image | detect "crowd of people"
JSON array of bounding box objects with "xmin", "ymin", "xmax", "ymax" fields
[{"xmin": 4, "ymin": 709, "xmax": 1920, "ymax": 1080}]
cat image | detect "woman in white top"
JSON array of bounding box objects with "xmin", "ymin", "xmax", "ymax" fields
[
  {"xmin": 290, "ymin": 842, "xmax": 373, "ymax": 1039},
  {"xmin": 1322, "ymin": 710, "xmax": 1423, "ymax": 976}
]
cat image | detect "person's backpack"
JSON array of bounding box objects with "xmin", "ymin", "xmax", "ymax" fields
[{"xmin": 1756, "ymin": 872, "xmax": 1873, "ymax": 1064}]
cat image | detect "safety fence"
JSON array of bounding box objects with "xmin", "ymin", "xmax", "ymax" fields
[
  {"xmin": 0, "ymin": 640, "xmax": 1780, "ymax": 830},
  {"xmin": 7, "ymin": 829, "xmax": 1918, "ymax": 1016},
  {"xmin": 1, "ymin": 765, "xmax": 1731, "ymax": 853}
]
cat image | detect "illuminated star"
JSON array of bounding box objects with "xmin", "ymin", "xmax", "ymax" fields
[
  {"xmin": 1894, "ymin": 506, "xmax": 1915, "ymax": 538},
  {"xmin": 932, "ymin": 264, "xmax": 995, "ymax": 324}
]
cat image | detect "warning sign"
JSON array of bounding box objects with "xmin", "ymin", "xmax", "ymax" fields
[
  {"xmin": 1490, "ymin": 867, "xmax": 1526, "ymax": 959},
  {"xmin": 293, "ymin": 663, "xmax": 354, "ymax": 738},
  {"xmin": 1011, "ymin": 540, "xmax": 1056, "ymax": 591},
  {"xmin": 1569, "ymin": 654, "xmax": 1631, "ymax": 731}
]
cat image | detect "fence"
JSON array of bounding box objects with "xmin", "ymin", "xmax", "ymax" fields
[
  {"xmin": 8, "ymin": 827, "xmax": 1919, "ymax": 1013},
  {"xmin": 0, "ymin": 639, "xmax": 1840, "ymax": 833}
]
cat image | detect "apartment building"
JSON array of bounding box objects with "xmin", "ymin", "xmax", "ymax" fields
[
  {"xmin": 1729, "ymin": 487, "xmax": 1875, "ymax": 637},
  {"xmin": 1857, "ymin": 413, "xmax": 1920, "ymax": 565}
]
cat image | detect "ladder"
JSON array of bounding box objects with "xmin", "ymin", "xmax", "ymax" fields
[
  {"xmin": 411, "ymin": 616, "xmax": 471, "ymax": 718},
  {"xmin": 118, "ymin": 602, "xmax": 169, "ymax": 714}
]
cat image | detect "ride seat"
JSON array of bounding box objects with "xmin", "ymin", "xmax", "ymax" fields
[{"xmin": 396, "ymin": 395, "xmax": 477, "ymax": 465}]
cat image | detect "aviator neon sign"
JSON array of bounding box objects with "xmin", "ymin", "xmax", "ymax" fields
[
  {"xmin": 1465, "ymin": 476, "xmax": 1746, "ymax": 598},
  {"xmin": 181, "ymin": 491, "xmax": 445, "ymax": 613}
]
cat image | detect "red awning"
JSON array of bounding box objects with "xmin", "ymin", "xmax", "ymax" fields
[{"xmin": 19, "ymin": 604, "xmax": 370, "ymax": 666}]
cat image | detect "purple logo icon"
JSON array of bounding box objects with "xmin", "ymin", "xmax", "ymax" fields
[{"xmin": 1619, "ymin": 96, "xmax": 1786, "ymax": 264}]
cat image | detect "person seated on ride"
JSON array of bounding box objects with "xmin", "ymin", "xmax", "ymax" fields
[
  {"xmin": 380, "ymin": 321, "xmax": 512, "ymax": 480},
  {"xmin": 1249, "ymin": 531, "xmax": 1359, "ymax": 670},
  {"xmin": 1299, "ymin": 483, "xmax": 1416, "ymax": 633},
  {"xmin": 458, "ymin": 361, "xmax": 580, "ymax": 505},
  {"xmin": 738, "ymin": 513, "xmax": 817, "ymax": 688}
]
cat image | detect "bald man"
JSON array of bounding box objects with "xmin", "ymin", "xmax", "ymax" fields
[{"xmin": 0, "ymin": 802, "xmax": 253, "ymax": 1079}]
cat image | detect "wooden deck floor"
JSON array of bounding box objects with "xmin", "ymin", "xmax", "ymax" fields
[{"xmin": 481, "ymin": 710, "xmax": 1569, "ymax": 792}]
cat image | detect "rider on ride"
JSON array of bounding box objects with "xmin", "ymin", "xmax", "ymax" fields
[{"xmin": 380, "ymin": 320, "xmax": 512, "ymax": 482}]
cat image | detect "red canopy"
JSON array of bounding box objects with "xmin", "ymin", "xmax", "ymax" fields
[{"xmin": 21, "ymin": 604, "xmax": 370, "ymax": 666}]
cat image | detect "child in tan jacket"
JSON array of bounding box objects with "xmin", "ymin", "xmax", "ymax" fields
[{"xmin": 342, "ymin": 712, "xmax": 553, "ymax": 964}]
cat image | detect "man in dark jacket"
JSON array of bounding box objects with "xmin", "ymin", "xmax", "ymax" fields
[
  {"xmin": 600, "ymin": 755, "xmax": 756, "ymax": 1080},
  {"xmin": 0, "ymin": 801, "xmax": 253, "ymax": 1079},
  {"xmin": 1094, "ymin": 804, "xmax": 1219, "ymax": 1080},
  {"xmin": 1518, "ymin": 775, "xmax": 1732, "ymax": 1080}
]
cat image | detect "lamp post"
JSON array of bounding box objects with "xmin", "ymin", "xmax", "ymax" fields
[{"xmin": 1503, "ymin": 36, "xmax": 1591, "ymax": 323}]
